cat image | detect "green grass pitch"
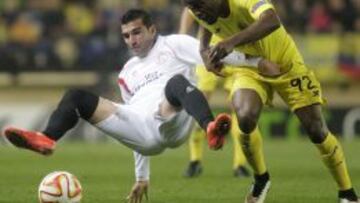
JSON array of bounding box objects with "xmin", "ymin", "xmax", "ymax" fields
[{"xmin": 0, "ymin": 138, "xmax": 359, "ymax": 203}]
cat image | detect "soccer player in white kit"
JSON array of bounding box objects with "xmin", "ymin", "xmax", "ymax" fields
[{"xmin": 1, "ymin": 9, "xmax": 265, "ymax": 203}]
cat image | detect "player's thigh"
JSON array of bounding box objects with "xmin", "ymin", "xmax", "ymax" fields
[
  {"xmin": 94, "ymin": 104, "xmax": 144, "ymax": 139},
  {"xmin": 230, "ymin": 71, "xmax": 272, "ymax": 109},
  {"xmin": 159, "ymin": 111, "xmax": 194, "ymax": 148},
  {"xmin": 89, "ymin": 97, "xmax": 117, "ymax": 124},
  {"xmin": 230, "ymin": 72, "xmax": 268, "ymax": 130},
  {"xmin": 232, "ymin": 89, "xmax": 263, "ymax": 120},
  {"xmin": 95, "ymin": 105, "xmax": 162, "ymax": 154},
  {"xmin": 273, "ymin": 63, "xmax": 324, "ymax": 112}
]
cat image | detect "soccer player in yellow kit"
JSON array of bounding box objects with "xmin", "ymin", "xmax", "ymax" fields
[
  {"xmin": 183, "ymin": 0, "xmax": 359, "ymax": 202},
  {"xmin": 179, "ymin": 8, "xmax": 250, "ymax": 178}
]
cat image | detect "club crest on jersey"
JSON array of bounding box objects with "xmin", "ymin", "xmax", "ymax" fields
[
  {"xmin": 157, "ymin": 51, "xmax": 172, "ymax": 64},
  {"xmin": 251, "ymin": 0, "xmax": 267, "ymax": 13}
]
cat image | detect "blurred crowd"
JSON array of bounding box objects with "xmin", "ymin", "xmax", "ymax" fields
[
  {"xmin": 0, "ymin": 0, "xmax": 358, "ymax": 72},
  {"xmin": 276, "ymin": 0, "xmax": 360, "ymax": 33}
]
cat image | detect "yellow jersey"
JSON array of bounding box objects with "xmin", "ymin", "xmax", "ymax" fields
[{"xmin": 190, "ymin": 0, "xmax": 305, "ymax": 72}]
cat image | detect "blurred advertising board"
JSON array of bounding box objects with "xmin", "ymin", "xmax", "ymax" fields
[
  {"xmin": 294, "ymin": 34, "xmax": 360, "ymax": 82},
  {"xmin": 0, "ymin": 104, "xmax": 359, "ymax": 142}
]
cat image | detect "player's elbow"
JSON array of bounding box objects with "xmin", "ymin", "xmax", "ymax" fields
[
  {"xmin": 261, "ymin": 10, "xmax": 281, "ymax": 32},
  {"xmin": 268, "ymin": 20, "xmax": 280, "ymax": 32},
  {"xmin": 269, "ymin": 18, "xmax": 281, "ymax": 32}
]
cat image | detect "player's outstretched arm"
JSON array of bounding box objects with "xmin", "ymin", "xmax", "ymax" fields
[
  {"xmin": 127, "ymin": 151, "xmax": 150, "ymax": 203},
  {"xmin": 221, "ymin": 52, "xmax": 282, "ymax": 77},
  {"xmin": 209, "ymin": 9, "xmax": 281, "ymax": 63}
]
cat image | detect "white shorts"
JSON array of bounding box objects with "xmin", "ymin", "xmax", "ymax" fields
[{"xmin": 95, "ymin": 103, "xmax": 194, "ymax": 156}]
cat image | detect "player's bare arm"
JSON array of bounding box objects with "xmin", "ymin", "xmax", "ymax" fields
[
  {"xmin": 199, "ymin": 26, "xmax": 226, "ymax": 76},
  {"xmin": 179, "ymin": 8, "xmax": 195, "ymax": 34},
  {"xmin": 210, "ymin": 9, "xmax": 280, "ymax": 63},
  {"xmin": 199, "ymin": 26, "xmax": 212, "ymax": 51}
]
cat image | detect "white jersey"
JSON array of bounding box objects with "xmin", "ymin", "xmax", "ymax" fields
[
  {"xmin": 96, "ymin": 34, "xmax": 259, "ymax": 181},
  {"xmin": 118, "ymin": 35, "xmax": 201, "ymax": 111},
  {"xmin": 96, "ymin": 35, "xmax": 202, "ymax": 181},
  {"xmin": 117, "ymin": 35, "xmax": 256, "ymax": 110}
]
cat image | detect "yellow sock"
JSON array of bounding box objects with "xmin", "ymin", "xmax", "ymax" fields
[
  {"xmin": 316, "ymin": 133, "xmax": 352, "ymax": 190},
  {"xmin": 231, "ymin": 112, "xmax": 247, "ymax": 169},
  {"xmin": 189, "ymin": 126, "xmax": 204, "ymax": 161},
  {"xmin": 239, "ymin": 126, "xmax": 267, "ymax": 175}
]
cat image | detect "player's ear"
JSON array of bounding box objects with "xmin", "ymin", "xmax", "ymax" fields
[{"xmin": 149, "ymin": 25, "xmax": 157, "ymax": 36}]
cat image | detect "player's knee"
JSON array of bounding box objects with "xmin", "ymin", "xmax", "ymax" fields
[
  {"xmin": 166, "ymin": 74, "xmax": 189, "ymax": 93},
  {"xmin": 61, "ymin": 89, "xmax": 99, "ymax": 120},
  {"xmin": 233, "ymin": 102, "xmax": 260, "ymax": 134},
  {"xmin": 238, "ymin": 117, "xmax": 257, "ymax": 134},
  {"xmin": 61, "ymin": 89, "xmax": 82, "ymax": 110},
  {"xmin": 165, "ymin": 74, "xmax": 192, "ymax": 107},
  {"xmin": 169, "ymin": 74, "xmax": 188, "ymax": 85},
  {"xmin": 235, "ymin": 112, "xmax": 257, "ymax": 134},
  {"xmin": 303, "ymin": 120, "xmax": 328, "ymax": 143},
  {"xmin": 63, "ymin": 89, "xmax": 79, "ymax": 102}
]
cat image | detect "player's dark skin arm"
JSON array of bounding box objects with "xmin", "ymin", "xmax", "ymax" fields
[
  {"xmin": 199, "ymin": 20, "xmax": 281, "ymax": 77},
  {"xmin": 199, "ymin": 26, "xmax": 225, "ymax": 76},
  {"xmin": 210, "ymin": 9, "xmax": 281, "ymax": 63},
  {"xmin": 199, "ymin": 26, "xmax": 212, "ymax": 51}
]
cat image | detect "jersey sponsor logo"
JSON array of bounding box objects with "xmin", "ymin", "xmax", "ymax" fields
[
  {"xmin": 133, "ymin": 71, "xmax": 164, "ymax": 93},
  {"xmin": 251, "ymin": 0, "xmax": 267, "ymax": 13}
]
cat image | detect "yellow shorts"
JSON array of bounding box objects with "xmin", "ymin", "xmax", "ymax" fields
[
  {"xmin": 196, "ymin": 65, "xmax": 235, "ymax": 92},
  {"xmin": 229, "ymin": 62, "xmax": 324, "ymax": 111}
]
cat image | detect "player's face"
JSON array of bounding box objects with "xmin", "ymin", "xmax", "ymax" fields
[
  {"xmin": 185, "ymin": 0, "xmax": 220, "ymax": 24},
  {"xmin": 121, "ymin": 18, "xmax": 156, "ymax": 57}
]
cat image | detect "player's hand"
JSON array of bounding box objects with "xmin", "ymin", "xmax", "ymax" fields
[
  {"xmin": 126, "ymin": 181, "xmax": 149, "ymax": 203},
  {"xmin": 258, "ymin": 59, "xmax": 282, "ymax": 77},
  {"xmin": 209, "ymin": 40, "xmax": 234, "ymax": 64},
  {"xmin": 200, "ymin": 48, "xmax": 225, "ymax": 77}
]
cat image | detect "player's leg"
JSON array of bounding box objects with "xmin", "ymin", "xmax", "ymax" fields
[
  {"xmin": 223, "ymin": 75, "xmax": 251, "ymax": 177},
  {"xmin": 43, "ymin": 90, "xmax": 116, "ymax": 140},
  {"xmin": 295, "ymin": 104, "xmax": 359, "ymax": 202},
  {"xmin": 232, "ymin": 89, "xmax": 270, "ymax": 203},
  {"xmin": 275, "ymin": 63, "xmax": 359, "ymax": 202},
  {"xmin": 184, "ymin": 65, "xmax": 219, "ymax": 177},
  {"xmin": 228, "ymin": 70, "xmax": 272, "ymax": 202},
  {"xmin": 3, "ymin": 89, "xmax": 116, "ymax": 155},
  {"xmin": 183, "ymin": 125, "xmax": 204, "ymax": 177},
  {"xmin": 231, "ymin": 112, "xmax": 250, "ymax": 177},
  {"xmin": 164, "ymin": 74, "xmax": 231, "ymax": 150}
]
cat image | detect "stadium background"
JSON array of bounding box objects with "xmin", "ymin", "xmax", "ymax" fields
[
  {"xmin": 0, "ymin": 0, "xmax": 359, "ymax": 202},
  {"xmin": 0, "ymin": 0, "xmax": 359, "ymax": 140}
]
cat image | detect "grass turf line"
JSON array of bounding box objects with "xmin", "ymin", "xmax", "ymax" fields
[{"xmin": 0, "ymin": 139, "xmax": 359, "ymax": 203}]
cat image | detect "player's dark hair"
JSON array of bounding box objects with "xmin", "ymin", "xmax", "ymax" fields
[
  {"xmin": 121, "ymin": 9, "xmax": 154, "ymax": 28},
  {"xmin": 183, "ymin": 0, "xmax": 200, "ymax": 5},
  {"xmin": 183, "ymin": 0, "xmax": 194, "ymax": 3}
]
